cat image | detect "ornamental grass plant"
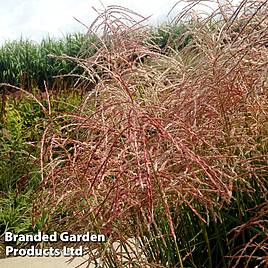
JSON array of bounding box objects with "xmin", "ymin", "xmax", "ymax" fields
[{"xmin": 34, "ymin": 1, "xmax": 268, "ymax": 267}]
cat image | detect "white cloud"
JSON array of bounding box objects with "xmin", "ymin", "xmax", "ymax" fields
[{"xmin": 0, "ymin": 0, "xmax": 242, "ymax": 44}]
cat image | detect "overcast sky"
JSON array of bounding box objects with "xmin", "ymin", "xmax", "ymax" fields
[{"xmin": 0, "ymin": 0, "xmax": 229, "ymax": 44}]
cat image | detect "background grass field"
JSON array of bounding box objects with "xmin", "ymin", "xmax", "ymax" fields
[{"xmin": 0, "ymin": 1, "xmax": 268, "ymax": 267}]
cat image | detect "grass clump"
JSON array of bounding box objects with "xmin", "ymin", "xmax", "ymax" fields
[{"xmin": 25, "ymin": 1, "xmax": 268, "ymax": 267}]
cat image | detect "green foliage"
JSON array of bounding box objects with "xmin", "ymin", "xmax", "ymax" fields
[
  {"xmin": 148, "ymin": 24, "xmax": 192, "ymax": 51},
  {"xmin": 53, "ymin": 91, "xmax": 82, "ymax": 112},
  {"xmin": 0, "ymin": 192, "xmax": 33, "ymax": 234},
  {"xmin": 0, "ymin": 27, "xmax": 193, "ymax": 93},
  {"xmin": 0, "ymin": 99, "xmax": 40, "ymax": 250},
  {"xmin": 0, "ymin": 98, "xmax": 41, "ymax": 192},
  {"xmin": 139, "ymin": 184, "xmax": 267, "ymax": 268},
  {"xmin": 0, "ymin": 93, "xmax": 82, "ymax": 247},
  {"xmin": 0, "ymin": 33, "xmax": 96, "ymax": 91}
]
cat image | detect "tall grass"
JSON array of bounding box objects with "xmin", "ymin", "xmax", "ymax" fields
[
  {"xmin": 0, "ymin": 33, "xmax": 96, "ymax": 92},
  {"xmin": 28, "ymin": 1, "xmax": 268, "ymax": 267},
  {"xmin": 0, "ymin": 26, "xmax": 187, "ymax": 95}
]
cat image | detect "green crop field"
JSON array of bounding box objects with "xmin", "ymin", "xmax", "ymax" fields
[{"xmin": 0, "ymin": 1, "xmax": 267, "ymax": 267}]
